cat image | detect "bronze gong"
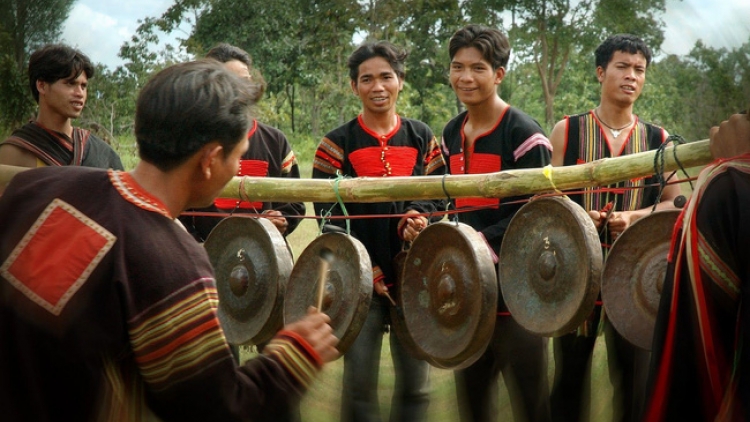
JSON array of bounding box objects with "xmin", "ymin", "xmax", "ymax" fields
[
  {"xmin": 398, "ymin": 221, "xmax": 497, "ymax": 369},
  {"xmin": 499, "ymin": 196, "xmax": 602, "ymax": 337},
  {"xmin": 204, "ymin": 217, "xmax": 293, "ymax": 346},
  {"xmin": 389, "ymin": 246, "xmax": 431, "ymax": 362},
  {"xmin": 284, "ymin": 232, "xmax": 372, "ymax": 355},
  {"xmin": 602, "ymin": 209, "xmax": 680, "ymax": 350}
]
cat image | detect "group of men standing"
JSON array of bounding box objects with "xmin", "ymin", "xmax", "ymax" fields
[{"xmin": 0, "ymin": 22, "xmax": 747, "ymax": 422}]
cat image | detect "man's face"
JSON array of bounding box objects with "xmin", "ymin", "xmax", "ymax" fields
[
  {"xmin": 195, "ymin": 135, "xmax": 250, "ymax": 208},
  {"xmin": 37, "ymin": 72, "xmax": 88, "ymax": 120},
  {"xmin": 351, "ymin": 56, "xmax": 403, "ymax": 115},
  {"xmin": 449, "ymin": 46, "xmax": 503, "ymax": 107},
  {"xmin": 598, "ymin": 50, "xmax": 647, "ymax": 106}
]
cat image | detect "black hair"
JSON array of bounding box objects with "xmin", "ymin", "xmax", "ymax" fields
[
  {"xmin": 595, "ymin": 34, "xmax": 652, "ymax": 69},
  {"xmin": 135, "ymin": 60, "xmax": 258, "ymax": 172},
  {"xmin": 347, "ymin": 41, "xmax": 408, "ymax": 82},
  {"xmin": 28, "ymin": 44, "xmax": 94, "ymax": 103},
  {"xmin": 449, "ymin": 24, "xmax": 511, "ymax": 70}
]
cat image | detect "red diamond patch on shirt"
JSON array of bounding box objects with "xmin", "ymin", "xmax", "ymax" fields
[{"xmin": 0, "ymin": 199, "xmax": 116, "ymax": 315}]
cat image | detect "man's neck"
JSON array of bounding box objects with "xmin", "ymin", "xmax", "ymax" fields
[
  {"xmin": 360, "ymin": 110, "xmax": 398, "ymax": 136},
  {"xmin": 596, "ymin": 100, "xmax": 634, "ymax": 128},
  {"xmin": 129, "ymin": 161, "xmax": 191, "ymax": 219},
  {"xmin": 465, "ymin": 95, "xmax": 507, "ymax": 129},
  {"xmin": 35, "ymin": 110, "xmax": 73, "ymax": 138}
]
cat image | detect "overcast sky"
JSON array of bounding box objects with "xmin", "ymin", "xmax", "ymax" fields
[{"xmin": 61, "ymin": 0, "xmax": 750, "ymax": 69}]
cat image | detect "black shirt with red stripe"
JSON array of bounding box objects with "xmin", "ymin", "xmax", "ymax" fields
[
  {"xmin": 441, "ymin": 107, "xmax": 552, "ymax": 252},
  {"xmin": 180, "ymin": 120, "xmax": 306, "ymax": 241},
  {"xmin": 312, "ymin": 115, "xmax": 446, "ymax": 288}
]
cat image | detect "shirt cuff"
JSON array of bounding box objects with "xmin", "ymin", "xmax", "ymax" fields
[{"xmin": 262, "ymin": 329, "xmax": 323, "ymax": 390}]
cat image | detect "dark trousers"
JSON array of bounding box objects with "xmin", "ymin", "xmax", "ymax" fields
[
  {"xmin": 550, "ymin": 309, "xmax": 650, "ymax": 422},
  {"xmin": 341, "ymin": 296, "xmax": 431, "ymax": 422},
  {"xmin": 455, "ymin": 315, "xmax": 551, "ymax": 422}
]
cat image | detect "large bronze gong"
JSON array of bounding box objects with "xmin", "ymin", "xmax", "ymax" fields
[
  {"xmin": 388, "ymin": 247, "xmax": 432, "ymax": 362},
  {"xmin": 204, "ymin": 217, "xmax": 292, "ymax": 346},
  {"xmin": 602, "ymin": 209, "xmax": 680, "ymax": 350},
  {"xmin": 397, "ymin": 221, "xmax": 497, "ymax": 369},
  {"xmin": 284, "ymin": 233, "xmax": 372, "ymax": 355},
  {"xmin": 499, "ymin": 196, "xmax": 602, "ymax": 337}
]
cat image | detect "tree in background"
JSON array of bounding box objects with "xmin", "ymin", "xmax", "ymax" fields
[
  {"xmin": 0, "ymin": 0, "xmax": 76, "ymax": 130},
  {"xmin": 4, "ymin": 0, "xmax": 745, "ymax": 152},
  {"xmin": 680, "ymin": 41, "xmax": 750, "ymax": 138},
  {"xmin": 106, "ymin": 0, "xmax": 675, "ymax": 138},
  {"xmin": 629, "ymin": 39, "xmax": 750, "ymax": 143},
  {"xmin": 129, "ymin": 0, "xmax": 363, "ymax": 135}
]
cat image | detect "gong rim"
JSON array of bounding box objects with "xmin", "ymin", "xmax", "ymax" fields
[
  {"xmin": 499, "ymin": 196, "xmax": 602, "ymax": 337},
  {"xmin": 602, "ymin": 210, "xmax": 680, "ymax": 350},
  {"xmin": 389, "ymin": 293, "xmax": 431, "ymax": 363},
  {"xmin": 284, "ymin": 233, "xmax": 372, "ymax": 355},
  {"xmin": 204, "ymin": 217, "xmax": 292, "ymax": 346},
  {"xmin": 389, "ymin": 250, "xmax": 433, "ymax": 364},
  {"xmin": 399, "ymin": 221, "xmax": 497, "ymax": 369}
]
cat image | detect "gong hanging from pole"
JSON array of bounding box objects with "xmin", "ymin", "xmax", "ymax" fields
[
  {"xmin": 284, "ymin": 232, "xmax": 372, "ymax": 355},
  {"xmin": 204, "ymin": 216, "xmax": 293, "ymax": 346},
  {"xmin": 396, "ymin": 221, "xmax": 498, "ymax": 370},
  {"xmin": 499, "ymin": 196, "xmax": 602, "ymax": 337},
  {"xmin": 601, "ymin": 209, "xmax": 680, "ymax": 350},
  {"xmin": 388, "ymin": 247, "xmax": 430, "ymax": 362}
]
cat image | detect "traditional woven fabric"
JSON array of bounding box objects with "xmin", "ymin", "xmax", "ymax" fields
[
  {"xmin": 0, "ymin": 166, "xmax": 321, "ymax": 422},
  {"xmin": 2, "ymin": 121, "xmax": 123, "ymax": 169},
  {"xmin": 645, "ymin": 157, "xmax": 750, "ymax": 421}
]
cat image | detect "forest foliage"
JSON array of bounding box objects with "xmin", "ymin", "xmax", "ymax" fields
[{"xmin": 1, "ymin": 0, "xmax": 749, "ymax": 163}]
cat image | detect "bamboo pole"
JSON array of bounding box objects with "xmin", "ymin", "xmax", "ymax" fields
[
  {"xmin": 222, "ymin": 139, "xmax": 712, "ymax": 202},
  {"xmin": 0, "ymin": 139, "xmax": 713, "ymax": 202}
]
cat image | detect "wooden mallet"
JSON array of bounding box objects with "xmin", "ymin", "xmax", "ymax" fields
[{"xmin": 316, "ymin": 247, "xmax": 334, "ymax": 311}]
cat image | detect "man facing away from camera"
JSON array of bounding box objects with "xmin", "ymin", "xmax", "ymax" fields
[{"xmin": 0, "ymin": 59, "xmax": 338, "ymax": 422}]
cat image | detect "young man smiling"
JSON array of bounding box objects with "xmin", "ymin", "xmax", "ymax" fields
[
  {"xmin": 312, "ymin": 41, "xmax": 446, "ymax": 422},
  {"xmin": 441, "ymin": 24, "xmax": 553, "ymax": 422},
  {"xmin": 0, "ymin": 44, "xmax": 122, "ymax": 170}
]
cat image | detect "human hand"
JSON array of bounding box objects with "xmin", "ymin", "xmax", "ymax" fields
[
  {"xmin": 588, "ymin": 208, "xmax": 631, "ymax": 238},
  {"xmin": 374, "ymin": 280, "xmax": 389, "ymax": 297},
  {"xmin": 709, "ymin": 112, "xmax": 750, "ymax": 159},
  {"xmin": 262, "ymin": 210, "xmax": 289, "ymax": 235},
  {"xmin": 400, "ymin": 210, "xmax": 427, "ymax": 242},
  {"xmin": 606, "ymin": 211, "xmax": 633, "ymax": 239},
  {"xmin": 283, "ymin": 307, "xmax": 339, "ymax": 363},
  {"xmin": 588, "ymin": 209, "xmax": 605, "ymax": 228}
]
